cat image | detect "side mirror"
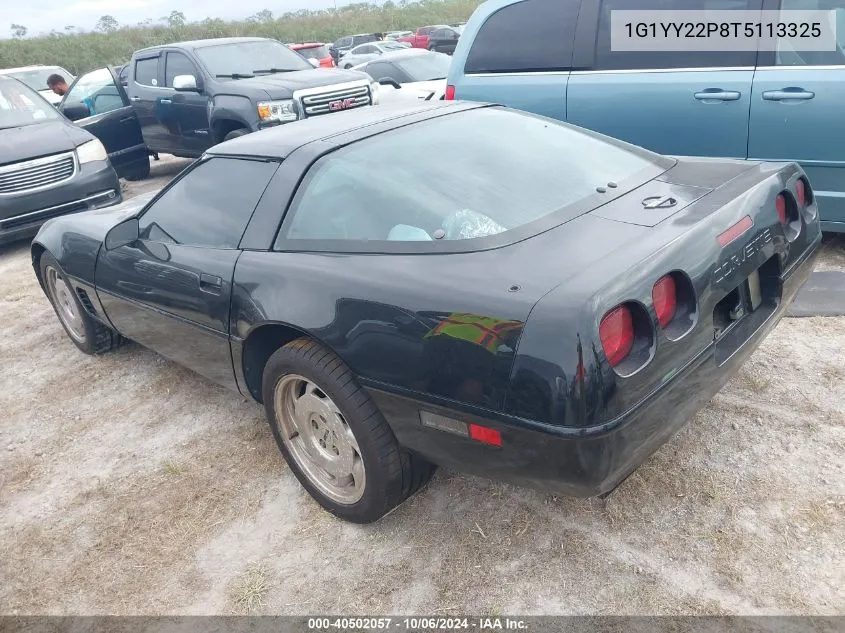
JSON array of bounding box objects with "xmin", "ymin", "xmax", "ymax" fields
[
  {"xmin": 105, "ymin": 217, "xmax": 140, "ymax": 250},
  {"xmin": 378, "ymin": 77, "xmax": 402, "ymax": 90},
  {"xmin": 173, "ymin": 74, "xmax": 199, "ymax": 92},
  {"xmin": 61, "ymin": 102, "xmax": 91, "ymax": 122}
]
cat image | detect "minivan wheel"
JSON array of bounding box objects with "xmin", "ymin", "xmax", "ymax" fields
[{"xmin": 262, "ymin": 338, "xmax": 435, "ymax": 523}]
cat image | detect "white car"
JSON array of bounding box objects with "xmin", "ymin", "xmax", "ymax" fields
[
  {"xmin": 352, "ymin": 49, "xmax": 450, "ymax": 102},
  {"xmin": 339, "ymin": 41, "xmax": 411, "ymax": 69},
  {"xmin": 0, "ymin": 65, "xmax": 75, "ymax": 105}
]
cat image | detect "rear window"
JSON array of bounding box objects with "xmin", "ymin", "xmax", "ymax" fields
[
  {"xmin": 465, "ymin": 0, "xmax": 580, "ymax": 73},
  {"xmin": 134, "ymin": 57, "xmax": 158, "ymax": 86},
  {"xmin": 296, "ymin": 45, "xmax": 330, "ymax": 60},
  {"xmin": 277, "ymin": 107, "xmax": 669, "ymax": 251}
]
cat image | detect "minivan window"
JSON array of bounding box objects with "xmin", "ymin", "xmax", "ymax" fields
[
  {"xmin": 139, "ymin": 158, "xmax": 277, "ymax": 248},
  {"xmin": 64, "ymin": 67, "xmax": 124, "ymax": 117},
  {"xmin": 280, "ymin": 107, "xmax": 668, "ymax": 246},
  {"xmin": 775, "ymin": 0, "xmax": 845, "ymax": 65},
  {"xmin": 0, "ymin": 78, "xmax": 59, "ymax": 129},
  {"xmin": 464, "ymin": 0, "xmax": 580, "ymax": 73},
  {"xmin": 593, "ymin": 0, "xmax": 759, "ymax": 71},
  {"xmin": 4, "ymin": 66, "xmax": 73, "ymax": 93}
]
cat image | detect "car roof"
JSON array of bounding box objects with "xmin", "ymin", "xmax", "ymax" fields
[
  {"xmin": 208, "ymin": 101, "xmax": 486, "ymax": 160},
  {"xmin": 136, "ymin": 36, "xmax": 271, "ymax": 53},
  {"xmin": 363, "ymin": 48, "xmax": 433, "ymax": 63},
  {"xmin": 290, "ymin": 43, "xmax": 325, "ymax": 48}
]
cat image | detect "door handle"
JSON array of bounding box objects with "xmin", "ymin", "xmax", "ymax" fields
[
  {"xmin": 694, "ymin": 90, "xmax": 741, "ymax": 101},
  {"xmin": 129, "ymin": 96, "xmax": 141, "ymax": 102},
  {"xmin": 762, "ymin": 89, "xmax": 815, "ymax": 101},
  {"xmin": 199, "ymin": 273, "xmax": 223, "ymax": 293},
  {"xmin": 159, "ymin": 98, "xmax": 172, "ymax": 104}
]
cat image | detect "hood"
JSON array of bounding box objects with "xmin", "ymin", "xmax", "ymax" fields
[
  {"xmin": 379, "ymin": 79, "xmax": 446, "ymax": 103},
  {"xmin": 229, "ymin": 68, "xmax": 372, "ymax": 100},
  {"xmin": 0, "ymin": 119, "xmax": 92, "ymax": 166}
]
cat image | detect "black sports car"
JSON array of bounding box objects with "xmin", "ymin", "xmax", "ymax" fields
[{"xmin": 32, "ymin": 102, "xmax": 821, "ymax": 523}]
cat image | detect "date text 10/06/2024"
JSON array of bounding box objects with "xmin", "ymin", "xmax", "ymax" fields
[{"xmin": 307, "ymin": 617, "xmax": 529, "ymax": 631}]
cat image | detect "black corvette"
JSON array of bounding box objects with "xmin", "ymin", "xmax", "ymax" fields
[{"xmin": 32, "ymin": 102, "xmax": 820, "ymax": 523}]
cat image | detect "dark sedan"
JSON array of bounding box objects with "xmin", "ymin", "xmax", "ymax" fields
[
  {"xmin": 0, "ymin": 75, "xmax": 121, "ymax": 245},
  {"xmin": 427, "ymin": 26, "xmax": 463, "ymax": 54},
  {"xmin": 32, "ymin": 102, "xmax": 820, "ymax": 523}
]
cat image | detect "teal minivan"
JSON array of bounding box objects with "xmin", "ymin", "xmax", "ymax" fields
[{"xmin": 446, "ymin": 0, "xmax": 845, "ymax": 232}]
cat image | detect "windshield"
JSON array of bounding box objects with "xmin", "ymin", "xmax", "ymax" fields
[
  {"xmin": 295, "ymin": 45, "xmax": 330, "ymax": 60},
  {"xmin": 196, "ymin": 40, "xmax": 311, "ymax": 77},
  {"xmin": 4, "ymin": 67, "xmax": 73, "ymax": 92},
  {"xmin": 0, "ymin": 79, "xmax": 60, "ymax": 129},
  {"xmin": 394, "ymin": 53, "xmax": 452, "ymax": 81},
  {"xmin": 380, "ymin": 41, "xmax": 408, "ymax": 51}
]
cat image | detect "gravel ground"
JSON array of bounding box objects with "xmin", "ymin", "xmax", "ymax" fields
[{"xmin": 0, "ymin": 157, "xmax": 843, "ymax": 615}]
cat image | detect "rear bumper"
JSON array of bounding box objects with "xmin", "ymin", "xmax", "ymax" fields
[
  {"xmin": 0, "ymin": 161, "xmax": 120, "ymax": 245},
  {"xmin": 369, "ymin": 233, "xmax": 820, "ymax": 496}
]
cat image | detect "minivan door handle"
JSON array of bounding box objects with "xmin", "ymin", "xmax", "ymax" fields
[
  {"xmin": 129, "ymin": 96, "xmax": 141, "ymax": 102},
  {"xmin": 694, "ymin": 90, "xmax": 741, "ymax": 101},
  {"xmin": 159, "ymin": 98, "xmax": 172, "ymax": 104},
  {"xmin": 199, "ymin": 273, "xmax": 223, "ymax": 293},
  {"xmin": 762, "ymin": 89, "xmax": 815, "ymax": 101}
]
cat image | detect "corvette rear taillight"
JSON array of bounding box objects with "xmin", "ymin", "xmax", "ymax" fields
[
  {"xmin": 600, "ymin": 305, "xmax": 634, "ymax": 367},
  {"xmin": 652, "ymin": 275, "xmax": 677, "ymax": 328},
  {"xmin": 445, "ymin": 85, "xmax": 456, "ymax": 100},
  {"xmin": 776, "ymin": 194, "xmax": 788, "ymax": 224},
  {"xmin": 795, "ymin": 179, "xmax": 807, "ymax": 208}
]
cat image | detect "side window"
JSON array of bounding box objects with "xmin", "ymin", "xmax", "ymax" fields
[
  {"xmin": 594, "ymin": 0, "xmax": 759, "ymax": 70},
  {"xmin": 134, "ymin": 57, "xmax": 159, "ymax": 86},
  {"xmin": 432, "ymin": 29, "xmax": 446, "ymax": 38},
  {"xmin": 775, "ymin": 0, "xmax": 845, "ymax": 65},
  {"xmin": 64, "ymin": 68, "xmax": 125, "ymax": 118},
  {"xmin": 139, "ymin": 158, "xmax": 278, "ymax": 249},
  {"xmin": 165, "ymin": 52, "xmax": 198, "ymax": 88},
  {"xmin": 465, "ymin": 0, "xmax": 580, "ymax": 73},
  {"xmin": 356, "ymin": 45, "xmax": 375, "ymax": 55}
]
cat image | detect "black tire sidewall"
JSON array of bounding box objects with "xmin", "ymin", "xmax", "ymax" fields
[
  {"xmin": 223, "ymin": 129, "xmax": 249, "ymax": 142},
  {"xmin": 262, "ymin": 342, "xmax": 399, "ymax": 523},
  {"xmin": 39, "ymin": 252, "xmax": 100, "ymax": 355}
]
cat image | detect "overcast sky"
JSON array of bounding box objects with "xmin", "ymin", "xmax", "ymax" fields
[{"xmin": 9, "ymin": 0, "xmax": 357, "ymax": 36}]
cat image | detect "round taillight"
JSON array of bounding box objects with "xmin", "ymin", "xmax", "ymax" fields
[
  {"xmin": 652, "ymin": 275, "xmax": 677, "ymax": 328},
  {"xmin": 795, "ymin": 179, "xmax": 807, "ymax": 208},
  {"xmin": 600, "ymin": 305, "xmax": 634, "ymax": 367},
  {"xmin": 776, "ymin": 194, "xmax": 787, "ymax": 224}
]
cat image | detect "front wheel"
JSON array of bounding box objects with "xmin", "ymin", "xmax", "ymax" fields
[
  {"xmin": 262, "ymin": 339, "xmax": 435, "ymax": 523},
  {"xmin": 39, "ymin": 253, "xmax": 123, "ymax": 355}
]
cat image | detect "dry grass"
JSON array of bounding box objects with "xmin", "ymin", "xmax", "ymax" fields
[{"xmin": 229, "ymin": 563, "xmax": 272, "ymax": 614}]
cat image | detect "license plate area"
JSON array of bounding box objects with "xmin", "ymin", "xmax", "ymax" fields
[{"xmin": 713, "ymin": 255, "xmax": 782, "ymax": 361}]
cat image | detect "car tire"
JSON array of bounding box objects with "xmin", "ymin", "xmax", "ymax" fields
[
  {"xmin": 39, "ymin": 252, "xmax": 124, "ymax": 355},
  {"xmin": 123, "ymin": 158, "xmax": 151, "ymax": 181},
  {"xmin": 262, "ymin": 338, "xmax": 435, "ymax": 524},
  {"xmin": 223, "ymin": 129, "xmax": 249, "ymax": 142}
]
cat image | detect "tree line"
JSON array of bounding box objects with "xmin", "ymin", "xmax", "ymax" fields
[{"xmin": 0, "ymin": 0, "xmax": 482, "ymax": 75}]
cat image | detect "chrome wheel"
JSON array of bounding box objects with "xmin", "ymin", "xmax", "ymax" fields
[
  {"xmin": 44, "ymin": 265, "xmax": 85, "ymax": 344},
  {"xmin": 274, "ymin": 374, "xmax": 366, "ymax": 505}
]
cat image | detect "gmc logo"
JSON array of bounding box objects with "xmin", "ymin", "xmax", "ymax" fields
[
  {"xmin": 328, "ymin": 98, "xmax": 356, "ymax": 112},
  {"xmin": 713, "ymin": 228, "xmax": 773, "ymax": 284}
]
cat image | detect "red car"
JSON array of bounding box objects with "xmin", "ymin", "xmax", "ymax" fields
[
  {"xmin": 289, "ymin": 43, "xmax": 335, "ymax": 68},
  {"xmin": 398, "ymin": 25, "xmax": 449, "ymax": 49}
]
